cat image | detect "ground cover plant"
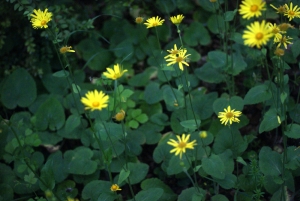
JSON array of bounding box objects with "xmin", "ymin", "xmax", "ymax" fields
[{"xmin": 1, "ymin": 0, "xmax": 300, "ymax": 200}]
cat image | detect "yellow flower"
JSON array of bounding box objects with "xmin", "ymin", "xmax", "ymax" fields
[
  {"xmin": 103, "ymin": 64, "xmax": 128, "ymax": 80},
  {"xmin": 110, "ymin": 184, "xmax": 121, "ymax": 191},
  {"xmin": 167, "ymin": 134, "xmax": 197, "ymax": 159},
  {"xmin": 239, "ymin": 0, "xmax": 266, "ymax": 19},
  {"xmin": 274, "ymin": 35, "xmax": 293, "ymax": 49},
  {"xmin": 284, "ymin": 2, "xmax": 300, "ymax": 21},
  {"xmin": 200, "ymin": 131, "xmax": 207, "ymax": 139},
  {"xmin": 165, "ymin": 49, "xmax": 190, "ymax": 71},
  {"xmin": 218, "ymin": 106, "xmax": 242, "ymax": 126},
  {"xmin": 267, "ymin": 23, "xmax": 282, "ymax": 42},
  {"xmin": 30, "ymin": 8, "xmax": 52, "ymax": 29},
  {"xmin": 242, "ymin": 20, "xmax": 273, "ymax": 49},
  {"xmin": 60, "ymin": 46, "xmax": 75, "ymax": 54},
  {"xmin": 170, "ymin": 14, "xmax": 184, "ymax": 25},
  {"xmin": 80, "ymin": 90, "xmax": 109, "ymax": 111},
  {"xmin": 270, "ymin": 4, "xmax": 286, "ymax": 14},
  {"xmin": 135, "ymin": 17, "xmax": 144, "ymax": 24},
  {"xmin": 164, "ymin": 44, "xmax": 183, "ymax": 59},
  {"xmin": 114, "ymin": 110, "xmax": 125, "ymax": 121},
  {"xmin": 144, "ymin": 16, "xmax": 165, "ymax": 28}
]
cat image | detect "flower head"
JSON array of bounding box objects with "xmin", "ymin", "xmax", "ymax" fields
[
  {"xmin": 135, "ymin": 17, "xmax": 144, "ymax": 24},
  {"xmin": 270, "ymin": 4, "xmax": 286, "ymax": 14},
  {"xmin": 165, "ymin": 49, "xmax": 190, "ymax": 71},
  {"xmin": 80, "ymin": 90, "xmax": 109, "ymax": 111},
  {"xmin": 110, "ymin": 184, "xmax": 121, "ymax": 192},
  {"xmin": 60, "ymin": 46, "xmax": 75, "ymax": 54},
  {"xmin": 274, "ymin": 47, "xmax": 285, "ymax": 56},
  {"xmin": 284, "ymin": 2, "xmax": 300, "ymax": 21},
  {"xmin": 218, "ymin": 106, "xmax": 242, "ymax": 126},
  {"xmin": 30, "ymin": 8, "xmax": 52, "ymax": 29},
  {"xmin": 170, "ymin": 14, "xmax": 184, "ymax": 25},
  {"xmin": 239, "ymin": 0, "xmax": 266, "ymax": 19},
  {"xmin": 278, "ymin": 23, "xmax": 294, "ymax": 32},
  {"xmin": 200, "ymin": 131, "xmax": 207, "ymax": 139},
  {"xmin": 167, "ymin": 134, "xmax": 197, "ymax": 159},
  {"xmin": 66, "ymin": 197, "xmax": 79, "ymax": 201},
  {"xmin": 114, "ymin": 110, "xmax": 125, "ymax": 121},
  {"xmin": 164, "ymin": 44, "xmax": 183, "ymax": 59},
  {"xmin": 103, "ymin": 64, "xmax": 128, "ymax": 80},
  {"xmin": 242, "ymin": 20, "xmax": 273, "ymax": 48},
  {"xmin": 274, "ymin": 35, "xmax": 293, "ymax": 49},
  {"xmin": 144, "ymin": 16, "xmax": 165, "ymax": 28}
]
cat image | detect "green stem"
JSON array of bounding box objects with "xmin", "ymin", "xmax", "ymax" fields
[{"xmin": 1, "ymin": 117, "xmax": 63, "ymax": 201}]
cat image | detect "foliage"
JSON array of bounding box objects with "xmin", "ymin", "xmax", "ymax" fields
[{"xmin": 1, "ymin": 0, "xmax": 300, "ymax": 201}]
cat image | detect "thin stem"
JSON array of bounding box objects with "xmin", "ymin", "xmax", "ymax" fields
[{"xmin": 1, "ymin": 117, "xmax": 63, "ymax": 201}]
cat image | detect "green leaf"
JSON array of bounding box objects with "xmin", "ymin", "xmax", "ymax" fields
[
  {"xmin": 213, "ymin": 96, "xmax": 244, "ymax": 114},
  {"xmin": 0, "ymin": 184, "xmax": 14, "ymax": 201},
  {"xmin": 207, "ymin": 14, "xmax": 226, "ymax": 34},
  {"xmin": 208, "ymin": 50, "xmax": 227, "ymax": 68},
  {"xmin": 24, "ymin": 172, "xmax": 37, "ymax": 185},
  {"xmin": 236, "ymin": 157, "xmax": 247, "ymax": 166},
  {"xmin": 52, "ymin": 70, "xmax": 69, "ymax": 77},
  {"xmin": 134, "ymin": 188, "xmax": 164, "ymax": 201},
  {"xmin": 178, "ymin": 187, "xmax": 205, "ymax": 201},
  {"xmin": 194, "ymin": 63, "xmax": 224, "ymax": 83},
  {"xmin": 118, "ymin": 169, "xmax": 130, "ymax": 184},
  {"xmin": 285, "ymin": 146, "xmax": 300, "ymax": 170},
  {"xmin": 183, "ymin": 22, "xmax": 211, "ymax": 46},
  {"xmin": 163, "ymin": 86, "xmax": 184, "ymax": 110},
  {"xmin": 180, "ymin": 119, "xmax": 201, "ymax": 131},
  {"xmin": 244, "ymin": 84, "xmax": 272, "ymax": 105},
  {"xmin": 76, "ymin": 38, "xmax": 113, "ymax": 71},
  {"xmin": 224, "ymin": 10, "xmax": 237, "ymax": 21},
  {"xmin": 259, "ymin": 108, "xmax": 280, "ymax": 133},
  {"xmin": 144, "ymin": 82, "xmax": 163, "ymax": 104},
  {"xmin": 126, "ymin": 162, "xmax": 149, "ymax": 184},
  {"xmin": 128, "ymin": 67, "xmax": 158, "ymax": 87},
  {"xmin": 289, "ymin": 104, "xmax": 300, "ymax": 123},
  {"xmin": 167, "ymin": 156, "xmax": 190, "ymax": 175},
  {"xmin": 259, "ymin": 146, "xmax": 282, "ymax": 176},
  {"xmin": 64, "ymin": 147, "xmax": 97, "ymax": 175},
  {"xmin": 213, "ymin": 127, "xmax": 248, "ymax": 158},
  {"xmin": 64, "ymin": 115, "xmax": 81, "ymax": 134},
  {"xmin": 72, "ymin": 83, "xmax": 81, "ymax": 93},
  {"xmin": 284, "ymin": 123, "xmax": 300, "ymax": 139},
  {"xmin": 141, "ymin": 178, "xmax": 177, "ymax": 200},
  {"xmin": 82, "ymin": 180, "xmax": 111, "ymax": 200},
  {"xmin": 211, "ymin": 194, "xmax": 229, "ymax": 201},
  {"xmin": 34, "ymin": 96, "xmax": 65, "ymax": 131},
  {"xmin": 1, "ymin": 68, "xmax": 36, "ymax": 109},
  {"xmin": 214, "ymin": 174, "xmax": 237, "ymax": 189},
  {"xmin": 202, "ymin": 154, "xmax": 225, "ymax": 179}
]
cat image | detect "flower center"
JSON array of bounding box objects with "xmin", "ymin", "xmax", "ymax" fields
[
  {"xmin": 289, "ymin": 10, "xmax": 295, "ymax": 16},
  {"xmin": 250, "ymin": 5, "xmax": 258, "ymax": 12},
  {"xmin": 92, "ymin": 102, "xmax": 100, "ymax": 107},
  {"xmin": 256, "ymin": 32, "xmax": 264, "ymax": 40},
  {"xmin": 178, "ymin": 142, "xmax": 186, "ymax": 148},
  {"xmin": 176, "ymin": 57, "xmax": 183, "ymax": 63},
  {"xmin": 112, "ymin": 185, "xmax": 117, "ymax": 190},
  {"xmin": 152, "ymin": 22, "xmax": 158, "ymax": 26},
  {"xmin": 41, "ymin": 20, "xmax": 47, "ymax": 26},
  {"xmin": 226, "ymin": 112, "xmax": 234, "ymax": 119}
]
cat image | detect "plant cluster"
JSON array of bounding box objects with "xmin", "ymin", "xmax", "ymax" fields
[{"xmin": 1, "ymin": 0, "xmax": 300, "ymax": 201}]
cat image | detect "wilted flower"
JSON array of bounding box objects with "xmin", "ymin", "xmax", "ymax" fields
[
  {"xmin": 103, "ymin": 64, "xmax": 128, "ymax": 80},
  {"xmin": 60, "ymin": 46, "xmax": 75, "ymax": 54},
  {"xmin": 110, "ymin": 184, "xmax": 121, "ymax": 192}
]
